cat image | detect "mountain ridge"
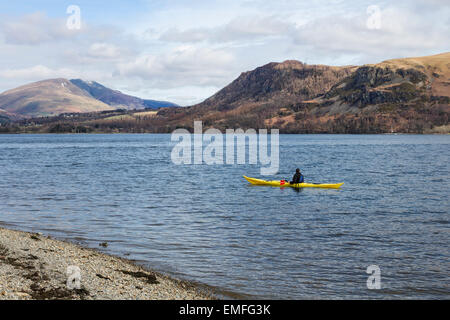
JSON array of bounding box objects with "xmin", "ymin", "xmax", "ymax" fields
[
  {"xmin": 0, "ymin": 79, "xmax": 113, "ymax": 118},
  {"xmin": 155, "ymin": 52, "xmax": 450, "ymax": 133},
  {"xmin": 1, "ymin": 52, "xmax": 449, "ymax": 134},
  {"xmin": 69, "ymin": 79, "xmax": 178, "ymax": 110},
  {"xmin": 0, "ymin": 79, "xmax": 178, "ymax": 118}
]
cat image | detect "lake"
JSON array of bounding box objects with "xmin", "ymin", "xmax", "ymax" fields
[{"xmin": 0, "ymin": 134, "xmax": 449, "ymax": 299}]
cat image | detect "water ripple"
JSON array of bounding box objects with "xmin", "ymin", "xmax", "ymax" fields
[{"xmin": 0, "ymin": 133, "xmax": 449, "ymax": 299}]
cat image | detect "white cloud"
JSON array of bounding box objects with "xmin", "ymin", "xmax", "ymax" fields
[
  {"xmin": 0, "ymin": 1, "xmax": 448, "ymax": 105},
  {"xmin": 160, "ymin": 15, "xmax": 294, "ymax": 43},
  {"xmin": 87, "ymin": 43, "xmax": 123, "ymax": 59},
  {"xmin": 0, "ymin": 11, "xmax": 134, "ymax": 47},
  {"xmin": 0, "ymin": 12, "xmax": 80, "ymax": 45},
  {"xmin": 0, "ymin": 65, "xmax": 73, "ymax": 79},
  {"xmin": 291, "ymin": 5, "xmax": 450, "ymax": 63},
  {"xmin": 117, "ymin": 45, "xmax": 236, "ymax": 88},
  {"xmin": 0, "ymin": 65, "xmax": 107, "ymax": 83}
]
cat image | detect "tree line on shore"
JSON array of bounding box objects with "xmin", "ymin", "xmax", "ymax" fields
[{"xmin": 0, "ymin": 104, "xmax": 448, "ymax": 134}]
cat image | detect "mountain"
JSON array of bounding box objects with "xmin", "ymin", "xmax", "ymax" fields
[
  {"xmin": 156, "ymin": 60, "xmax": 357, "ymax": 130},
  {"xmin": 0, "ymin": 79, "xmax": 114, "ymax": 118},
  {"xmin": 288, "ymin": 52, "xmax": 450, "ymax": 133},
  {"xmin": 0, "ymin": 79, "xmax": 178, "ymax": 118},
  {"xmin": 2, "ymin": 53, "xmax": 449, "ymax": 134},
  {"xmin": 156, "ymin": 52, "xmax": 450, "ymax": 133},
  {"xmin": 319, "ymin": 52, "xmax": 450, "ymax": 112},
  {"xmin": 69, "ymin": 79, "xmax": 178, "ymax": 110},
  {"xmin": 200, "ymin": 60, "xmax": 357, "ymax": 108}
]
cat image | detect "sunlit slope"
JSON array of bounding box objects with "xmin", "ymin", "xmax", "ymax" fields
[{"xmin": 0, "ymin": 79, "xmax": 114, "ymax": 117}]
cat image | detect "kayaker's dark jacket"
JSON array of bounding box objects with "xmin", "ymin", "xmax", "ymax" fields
[{"xmin": 291, "ymin": 172, "xmax": 304, "ymax": 184}]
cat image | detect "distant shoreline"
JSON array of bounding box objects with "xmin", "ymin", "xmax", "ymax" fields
[
  {"xmin": 0, "ymin": 226, "xmax": 215, "ymax": 300},
  {"xmin": 0, "ymin": 132, "xmax": 449, "ymax": 135}
]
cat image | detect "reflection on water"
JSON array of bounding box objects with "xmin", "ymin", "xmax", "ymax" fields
[{"xmin": 0, "ymin": 134, "xmax": 449, "ymax": 299}]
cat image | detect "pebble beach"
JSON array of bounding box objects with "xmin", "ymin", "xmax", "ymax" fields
[{"xmin": 0, "ymin": 227, "xmax": 213, "ymax": 300}]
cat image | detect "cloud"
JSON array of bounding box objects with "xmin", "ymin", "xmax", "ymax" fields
[
  {"xmin": 417, "ymin": 0, "xmax": 450, "ymax": 8},
  {"xmin": 0, "ymin": 1, "xmax": 448, "ymax": 105},
  {"xmin": 0, "ymin": 11, "xmax": 132, "ymax": 47},
  {"xmin": 159, "ymin": 15, "xmax": 294, "ymax": 43},
  {"xmin": 0, "ymin": 65, "xmax": 107, "ymax": 83},
  {"xmin": 87, "ymin": 43, "xmax": 124, "ymax": 59},
  {"xmin": 117, "ymin": 45, "xmax": 236, "ymax": 88},
  {"xmin": 0, "ymin": 65, "xmax": 73, "ymax": 79},
  {"xmin": 160, "ymin": 28, "xmax": 211, "ymax": 43},
  {"xmin": 290, "ymin": 5, "xmax": 450, "ymax": 62},
  {"xmin": 0, "ymin": 12, "xmax": 80, "ymax": 45}
]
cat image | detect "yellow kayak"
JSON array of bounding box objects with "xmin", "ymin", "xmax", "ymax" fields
[{"xmin": 243, "ymin": 176, "xmax": 344, "ymax": 189}]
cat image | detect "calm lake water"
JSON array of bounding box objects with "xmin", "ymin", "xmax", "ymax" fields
[{"xmin": 0, "ymin": 134, "xmax": 449, "ymax": 299}]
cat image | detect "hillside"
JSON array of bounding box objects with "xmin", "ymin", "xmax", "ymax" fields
[
  {"xmin": 199, "ymin": 61, "xmax": 357, "ymax": 108},
  {"xmin": 2, "ymin": 53, "xmax": 449, "ymax": 134},
  {"xmin": 70, "ymin": 79, "xmax": 178, "ymax": 110},
  {"xmin": 155, "ymin": 61, "xmax": 357, "ymax": 130},
  {"xmin": 287, "ymin": 52, "xmax": 450, "ymax": 133},
  {"xmin": 0, "ymin": 108, "xmax": 21, "ymax": 124},
  {"xmin": 0, "ymin": 79, "xmax": 178, "ymax": 118},
  {"xmin": 321, "ymin": 52, "xmax": 450, "ymax": 109},
  {"xmin": 155, "ymin": 52, "xmax": 450, "ymax": 133},
  {"xmin": 0, "ymin": 79, "xmax": 114, "ymax": 118},
  {"xmin": 376, "ymin": 52, "xmax": 450, "ymax": 98}
]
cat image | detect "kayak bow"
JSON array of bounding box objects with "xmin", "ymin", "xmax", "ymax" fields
[{"xmin": 243, "ymin": 176, "xmax": 344, "ymax": 189}]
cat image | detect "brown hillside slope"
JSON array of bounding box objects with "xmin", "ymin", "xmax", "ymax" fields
[
  {"xmin": 377, "ymin": 52, "xmax": 450, "ymax": 97},
  {"xmin": 157, "ymin": 61, "xmax": 357, "ymax": 130},
  {"xmin": 0, "ymin": 79, "xmax": 114, "ymax": 117},
  {"xmin": 3, "ymin": 53, "xmax": 448, "ymax": 134},
  {"xmin": 315, "ymin": 52, "xmax": 450, "ymax": 114},
  {"xmin": 200, "ymin": 61, "xmax": 357, "ymax": 108},
  {"xmin": 155, "ymin": 53, "xmax": 449, "ymax": 133}
]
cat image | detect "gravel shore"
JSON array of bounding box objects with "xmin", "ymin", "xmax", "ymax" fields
[{"xmin": 0, "ymin": 227, "xmax": 213, "ymax": 300}]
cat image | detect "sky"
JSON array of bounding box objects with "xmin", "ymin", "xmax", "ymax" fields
[{"xmin": 0, "ymin": 0, "xmax": 448, "ymax": 106}]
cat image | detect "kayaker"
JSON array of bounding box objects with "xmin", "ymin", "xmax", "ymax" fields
[{"xmin": 290, "ymin": 168, "xmax": 304, "ymax": 184}]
